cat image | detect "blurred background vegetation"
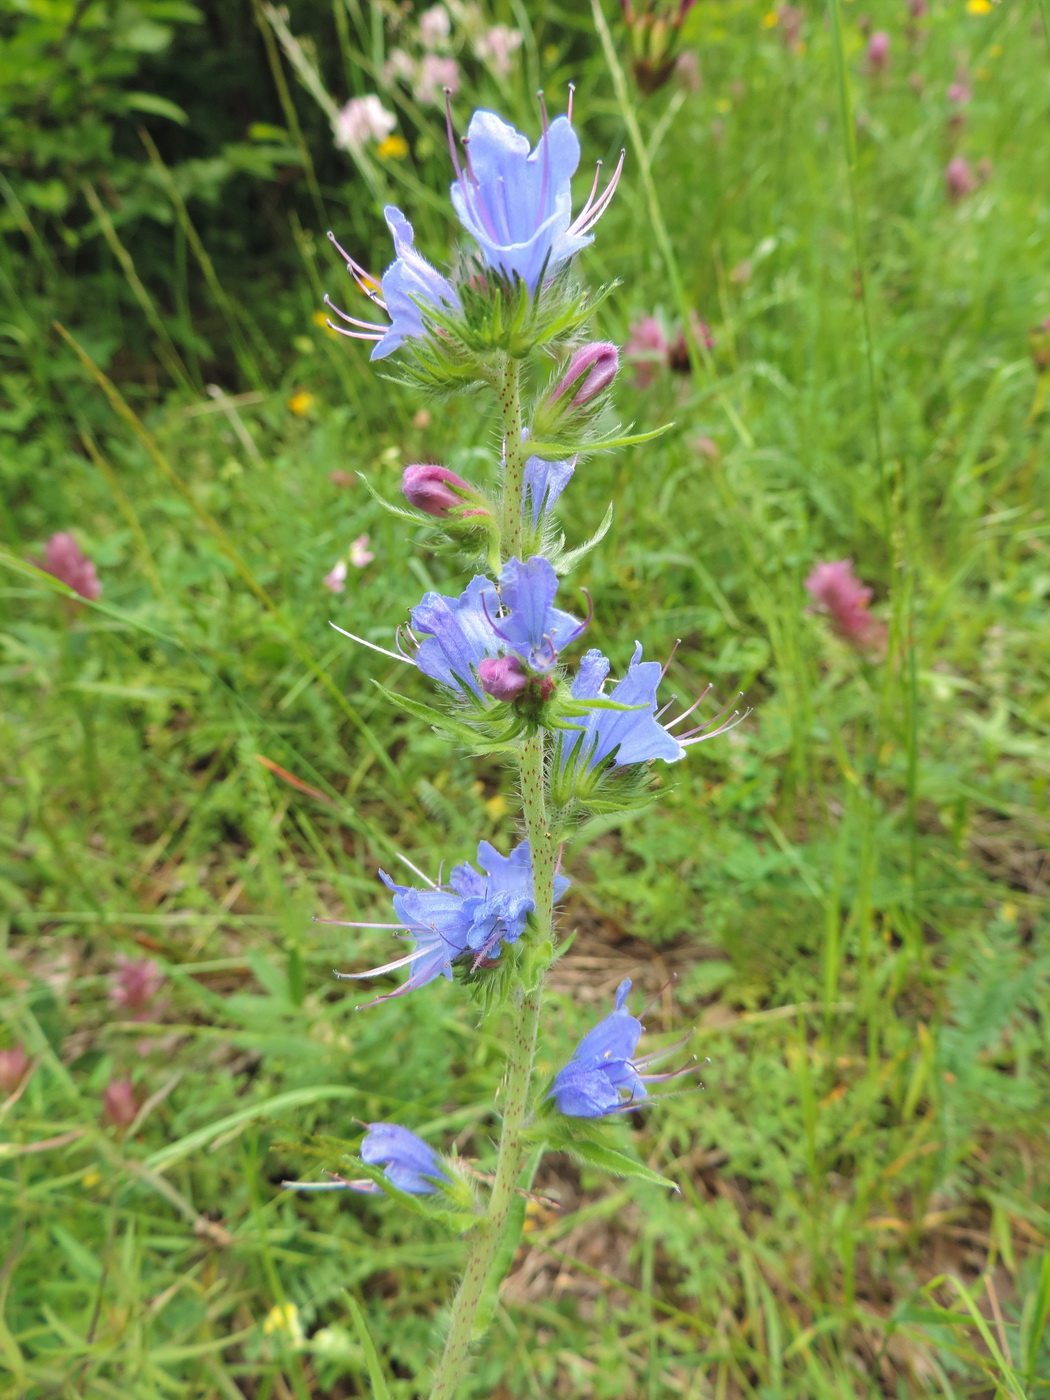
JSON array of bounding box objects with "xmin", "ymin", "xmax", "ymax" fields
[{"xmin": 1, "ymin": 0, "xmax": 1049, "ymax": 1396}]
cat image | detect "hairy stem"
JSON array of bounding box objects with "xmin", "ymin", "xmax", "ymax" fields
[
  {"xmin": 428, "ymin": 362, "xmax": 554, "ymax": 1400},
  {"xmin": 498, "ymin": 354, "xmax": 526, "ymax": 556},
  {"xmin": 427, "ymin": 738, "xmax": 553, "ymax": 1400}
]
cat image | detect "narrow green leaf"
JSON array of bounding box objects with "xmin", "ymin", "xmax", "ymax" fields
[
  {"xmin": 343, "ymin": 1293, "xmax": 392, "ymax": 1400},
  {"xmin": 125, "ymin": 92, "xmax": 190, "ymax": 125},
  {"xmin": 143, "ymin": 1085, "xmax": 360, "ymax": 1170},
  {"xmin": 566, "ymin": 1139, "xmax": 679, "ymax": 1191}
]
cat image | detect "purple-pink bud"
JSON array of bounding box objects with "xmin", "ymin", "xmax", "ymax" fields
[
  {"xmin": 945, "ymin": 156, "xmax": 976, "ymax": 199},
  {"xmin": 402, "ymin": 464, "xmax": 482, "ymax": 518},
  {"xmin": 38, "ymin": 532, "xmax": 102, "ymax": 601},
  {"xmin": 0, "ymin": 1043, "xmax": 29, "ymax": 1093},
  {"xmin": 866, "ymin": 30, "xmax": 890, "ymax": 72},
  {"xmin": 103, "ymin": 1078, "xmax": 139, "ymax": 1128},
  {"xmin": 110, "ymin": 956, "xmax": 164, "ymax": 1015},
  {"xmin": 478, "ymin": 655, "xmax": 529, "ymax": 702},
  {"xmin": 550, "ymin": 342, "xmax": 620, "ymax": 409}
]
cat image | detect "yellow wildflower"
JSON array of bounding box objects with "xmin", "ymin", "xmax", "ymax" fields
[
  {"xmin": 287, "ymin": 391, "xmax": 315, "ymax": 416},
  {"xmin": 966, "ymin": 0, "xmax": 993, "ymax": 13},
  {"xmin": 377, "ymin": 133, "xmax": 409, "ymax": 160},
  {"xmin": 762, "ymin": 10, "xmax": 779, "ymax": 27},
  {"xmin": 263, "ymin": 1303, "xmax": 305, "ymax": 1346}
]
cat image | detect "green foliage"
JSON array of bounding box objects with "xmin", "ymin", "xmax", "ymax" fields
[{"xmin": 2, "ymin": 0, "xmax": 1050, "ymax": 1396}]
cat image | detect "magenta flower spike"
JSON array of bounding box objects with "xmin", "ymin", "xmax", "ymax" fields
[
  {"xmin": 102, "ymin": 1079, "xmax": 139, "ymax": 1128},
  {"xmin": 866, "ymin": 31, "xmax": 890, "ymax": 73},
  {"xmin": 804, "ymin": 558, "xmax": 886, "ymax": 651},
  {"xmin": 946, "ymin": 156, "xmax": 977, "ymax": 200},
  {"xmin": 38, "ymin": 532, "xmax": 102, "ymax": 600},
  {"xmin": 0, "ymin": 1044, "xmax": 29, "ymax": 1093},
  {"xmin": 110, "ymin": 956, "xmax": 164, "ymax": 1015}
]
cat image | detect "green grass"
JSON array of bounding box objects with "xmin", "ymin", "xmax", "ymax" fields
[{"xmin": 2, "ymin": 0, "xmax": 1049, "ymax": 1396}]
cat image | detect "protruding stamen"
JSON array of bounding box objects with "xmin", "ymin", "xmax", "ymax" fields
[
  {"xmin": 568, "ymin": 148, "xmax": 626, "ymax": 237},
  {"xmin": 329, "ymin": 621, "xmax": 409, "ymax": 664},
  {"xmin": 567, "ymin": 82, "xmax": 576, "ymax": 123},
  {"xmin": 334, "ymin": 946, "xmax": 432, "ymax": 979},
  {"xmin": 679, "ymin": 706, "xmax": 751, "ymax": 748},
  {"xmin": 660, "ymin": 638, "xmax": 682, "ymax": 680},
  {"xmin": 327, "ymin": 233, "xmax": 387, "ymax": 307},
  {"xmin": 444, "ymin": 89, "xmax": 465, "ymax": 184},
  {"xmin": 665, "ymin": 684, "xmax": 714, "ymax": 731},
  {"xmin": 324, "ymin": 294, "xmax": 387, "ymax": 334},
  {"xmin": 325, "ymin": 320, "xmax": 383, "ymax": 343},
  {"xmin": 397, "ymin": 852, "xmax": 439, "ymax": 888},
  {"xmin": 313, "ymin": 918, "xmax": 405, "ymax": 929}
]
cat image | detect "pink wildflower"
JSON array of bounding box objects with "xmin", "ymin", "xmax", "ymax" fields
[
  {"xmin": 38, "ymin": 532, "xmax": 102, "ymax": 600},
  {"xmin": 947, "ymin": 68, "xmax": 972, "ymax": 105},
  {"xmin": 103, "ymin": 1078, "xmax": 139, "ymax": 1128},
  {"xmin": 349, "ymin": 534, "xmax": 374, "ymax": 568},
  {"xmin": 778, "ymin": 6, "xmax": 804, "ymax": 50},
  {"xmin": 624, "ymin": 316, "xmax": 669, "ymax": 388},
  {"xmin": 866, "ymin": 30, "xmax": 890, "ymax": 73},
  {"xmin": 419, "ymin": 4, "xmax": 451, "ymax": 50},
  {"xmin": 805, "ymin": 559, "xmax": 885, "ymax": 651},
  {"xmin": 110, "ymin": 956, "xmax": 163, "ymax": 1016},
  {"xmin": 332, "ymin": 96, "xmax": 397, "ymax": 153},
  {"xmin": 416, "ymin": 54, "xmax": 459, "ymax": 105},
  {"xmin": 474, "ymin": 25, "xmax": 523, "ymax": 78},
  {"xmin": 384, "ymin": 48, "xmax": 416, "ymax": 85},
  {"xmin": 0, "ymin": 1044, "xmax": 29, "ymax": 1093},
  {"xmin": 324, "ymin": 560, "xmax": 348, "ymax": 593},
  {"xmin": 946, "ymin": 155, "xmax": 977, "ymax": 199}
]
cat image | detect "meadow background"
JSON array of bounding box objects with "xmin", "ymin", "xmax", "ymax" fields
[{"xmin": 2, "ymin": 0, "xmax": 1049, "ymax": 1396}]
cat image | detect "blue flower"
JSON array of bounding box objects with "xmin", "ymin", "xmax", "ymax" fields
[
  {"xmin": 488, "ymin": 556, "xmax": 586, "ymax": 672},
  {"xmin": 329, "ymin": 841, "xmax": 569, "ymax": 1006},
  {"xmin": 558, "ymin": 645, "xmax": 746, "ymax": 773},
  {"xmin": 409, "ymin": 556, "xmax": 584, "ymax": 697},
  {"xmin": 522, "ymin": 454, "xmax": 575, "ymax": 525},
  {"xmin": 448, "ymin": 107, "xmax": 623, "ymax": 292},
  {"xmin": 550, "ymin": 979, "xmax": 693, "ymax": 1118},
  {"xmin": 325, "ymin": 206, "xmax": 461, "ymax": 360},
  {"xmin": 410, "ymin": 575, "xmax": 502, "ymax": 699},
  {"xmin": 360, "ymin": 1123, "xmax": 448, "ymax": 1194},
  {"xmin": 283, "ymin": 1122, "xmax": 448, "ymax": 1196},
  {"xmin": 561, "ymin": 644, "xmax": 684, "ymax": 769}
]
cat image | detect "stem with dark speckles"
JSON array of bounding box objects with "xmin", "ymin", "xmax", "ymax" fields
[{"xmin": 428, "ymin": 739, "xmax": 552, "ymax": 1400}]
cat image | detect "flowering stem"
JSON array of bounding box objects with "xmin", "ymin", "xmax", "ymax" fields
[
  {"xmin": 427, "ymin": 738, "xmax": 553, "ymax": 1400},
  {"xmin": 497, "ymin": 354, "xmax": 526, "ymax": 557}
]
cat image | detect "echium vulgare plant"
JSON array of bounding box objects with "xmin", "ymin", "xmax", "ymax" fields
[{"xmin": 289, "ymin": 91, "xmax": 745, "ymax": 1398}]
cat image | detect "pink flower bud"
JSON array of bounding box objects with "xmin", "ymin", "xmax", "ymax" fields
[
  {"xmin": 37, "ymin": 532, "xmax": 102, "ymax": 600},
  {"xmin": 402, "ymin": 464, "xmax": 483, "ymax": 518},
  {"xmin": 0, "ymin": 1044, "xmax": 29, "ymax": 1093},
  {"xmin": 110, "ymin": 956, "xmax": 164, "ymax": 1015},
  {"xmin": 478, "ymin": 655, "xmax": 529, "ymax": 702},
  {"xmin": 948, "ymin": 68, "xmax": 972, "ymax": 105},
  {"xmin": 103, "ymin": 1078, "xmax": 139, "ymax": 1128},
  {"xmin": 625, "ymin": 317, "xmax": 669, "ymax": 389},
  {"xmin": 866, "ymin": 31, "xmax": 890, "ymax": 72},
  {"xmin": 549, "ymin": 342, "xmax": 620, "ymax": 410},
  {"xmin": 945, "ymin": 156, "xmax": 976, "ymax": 199}
]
